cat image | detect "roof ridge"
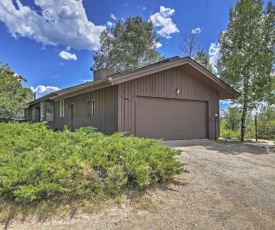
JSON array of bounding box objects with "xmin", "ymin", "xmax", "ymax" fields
[{"xmin": 108, "ymin": 56, "xmax": 181, "ymax": 79}]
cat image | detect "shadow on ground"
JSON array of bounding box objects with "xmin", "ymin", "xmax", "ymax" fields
[{"xmin": 164, "ymin": 139, "xmax": 272, "ymax": 155}]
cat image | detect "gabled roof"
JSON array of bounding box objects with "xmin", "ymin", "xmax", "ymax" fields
[
  {"xmin": 108, "ymin": 56, "xmax": 238, "ymax": 99},
  {"xmin": 28, "ymin": 56, "xmax": 238, "ymax": 104}
]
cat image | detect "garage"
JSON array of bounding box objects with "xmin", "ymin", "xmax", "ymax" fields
[{"xmin": 136, "ymin": 96, "xmax": 208, "ymax": 140}]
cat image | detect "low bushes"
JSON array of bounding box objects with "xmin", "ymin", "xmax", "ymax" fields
[
  {"xmin": 220, "ymin": 120, "xmax": 255, "ymax": 140},
  {"xmin": 0, "ymin": 122, "xmax": 185, "ymax": 204}
]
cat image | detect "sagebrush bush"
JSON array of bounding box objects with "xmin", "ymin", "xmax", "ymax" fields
[{"xmin": 0, "ymin": 122, "xmax": 185, "ymax": 204}]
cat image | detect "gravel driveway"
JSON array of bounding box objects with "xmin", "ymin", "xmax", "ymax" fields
[{"xmin": 3, "ymin": 140, "xmax": 275, "ymax": 230}]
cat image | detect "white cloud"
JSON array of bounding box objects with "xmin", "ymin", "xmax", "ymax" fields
[
  {"xmin": 191, "ymin": 28, "xmax": 202, "ymax": 34},
  {"xmin": 0, "ymin": 0, "xmax": 105, "ymax": 50},
  {"xmin": 59, "ymin": 50, "xmax": 77, "ymax": 60},
  {"xmin": 106, "ymin": 21, "xmax": 113, "ymax": 27},
  {"xmin": 220, "ymin": 99, "xmax": 231, "ymax": 105},
  {"xmin": 209, "ymin": 42, "xmax": 221, "ymax": 73},
  {"xmin": 156, "ymin": 42, "xmax": 162, "ymax": 48},
  {"xmin": 110, "ymin": 14, "xmax": 117, "ymax": 21},
  {"xmin": 137, "ymin": 5, "xmax": 146, "ymax": 10},
  {"xmin": 31, "ymin": 85, "xmax": 60, "ymax": 98},
  {"xmin": 149, "ymin": 6, "xmax": 179, "ymax": 39}
]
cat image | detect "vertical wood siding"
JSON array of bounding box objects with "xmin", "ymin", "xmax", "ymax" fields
[
  {"xmin": 118, "ymin": 67, "xmax": 220, "ymax": 139},
  {"xmin": 27, "ymin": 103, "xmax": 40, "ymax": 122},
  {"xmin": 54, "ymin": 86, "xmax": 118, "ymax": 135}
]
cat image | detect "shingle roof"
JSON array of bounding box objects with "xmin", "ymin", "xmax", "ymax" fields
[{"xmin": 28, "ymin": 56, "xmax": 238, "ymax": 104}]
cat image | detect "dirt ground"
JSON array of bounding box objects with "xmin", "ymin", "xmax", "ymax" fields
[{"xmin": 2, "ymin": 140, "xmax": 275, "ymax": 230}]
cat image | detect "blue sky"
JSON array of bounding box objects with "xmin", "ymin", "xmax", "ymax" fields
[{"xmin": 0, "ymin": 0, "xmax": 273, "ymax": 110}]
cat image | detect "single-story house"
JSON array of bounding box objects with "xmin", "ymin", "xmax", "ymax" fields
[{"xmin": 25, "ymin": 56, "xmax": 238, "ymax": 140}]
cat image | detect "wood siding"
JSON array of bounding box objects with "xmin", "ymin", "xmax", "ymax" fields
[
  {"xmin": 26, "ymin": 103, "xmax": 40, "ymax": 122},
  {"xmin": 54, "ymin": 86, "xmax": 118, "ymax": 135},
  {"xmin": 118, "ymin": 67, "xmax": 220, "ymax": 139}
]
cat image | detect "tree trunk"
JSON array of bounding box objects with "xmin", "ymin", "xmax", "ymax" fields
[{"xmin": 241, "ymin": 78, "xmax": 249, "ymax": 142}]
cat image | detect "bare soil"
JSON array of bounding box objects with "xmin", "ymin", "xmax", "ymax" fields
[{"xmin": 2, "ymin": 140, "xmax": 275, "ymax": 230}]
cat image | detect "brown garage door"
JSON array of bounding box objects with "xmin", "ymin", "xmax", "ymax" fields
[{"xmin": 136, "ymin": 97, "xmax": 208, "ymax": 140}]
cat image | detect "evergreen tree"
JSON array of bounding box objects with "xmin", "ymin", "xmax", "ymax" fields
[
  {"xmin": 93, "ymin": 16, "xmax": 164, "ymax": 72},
  {"xmin": 217, "ymin": 0, "xmax": 275, "ymax": 141},
  {"xmin": 193, "ymin": 49, "xmax": 214, "ymax": 72},
  {"xmin": 0, "ymin": 62, "xmax": 33, "ymax": 122}
]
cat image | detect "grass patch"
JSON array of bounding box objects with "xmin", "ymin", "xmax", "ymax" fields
[{"xmin": 0, "ymin": 122, "xmax": 186, "ymax": 221}]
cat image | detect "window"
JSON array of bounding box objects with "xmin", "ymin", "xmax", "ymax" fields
[
  {"xmin": 60, "ymin": 100, "xmax": 64, "ymax": 118},
  {"xmin": 92, "ymin": 100, "xmax": 95, "ymax": 115},
  {"xmin": 87, "ymin": 100, "xmax": 91, "ymax": 115},
  {"xmin": 46, "ymin": 101, "xmax": 54, "ymax": 121},
  {"xmin": 88, "ymin": 100, "xmax": 95, "ymax": 115},
  {"xmin": 32, "ymin": 107, "xmax": 36, "ymax": 121},
  {"xmin": 25, "ymin": 109, "xmax": 29, "ymax": 120},
  {"xmin": 40, "ymin": 102, "xmax": 45, "ymax": 121}
]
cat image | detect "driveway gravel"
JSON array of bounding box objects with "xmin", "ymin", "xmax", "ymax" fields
[{"xmin": 2, "ymin": 140, "xmax": 275, "ymax": 230}]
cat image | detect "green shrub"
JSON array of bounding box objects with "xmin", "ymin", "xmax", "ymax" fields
[
  {"xmin": 220, "ymin": 120, "xmax": 254, "ymax": 140},
  {"xmin": 220, "ymin": 121, "xmax": 240, "ymax": 139},
  {"xmin": 0, "ymin": 122, "xmax": 185, "ymax": 204}
]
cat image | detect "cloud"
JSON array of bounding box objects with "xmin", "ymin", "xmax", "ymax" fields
[
  {"xmin": 156, "ymin": 42, "xmax": 162, "ymax": 48},
  {"xmin": 0, "ymin": 0, "xmax": 105, "ymax": 50},
  {"xmin": 31, "ymin": 85, "xmax": 60, "ymax": 98},
  {"xmin": 59, "ymin": 50, "xmax": 77, "ymax": 60},
  {"xmin": 149, "ymin": 6, "xmax": 179, "ymax": 39},
  {"xmin": 110, "ymin": 14, "xmax": 117, "ymax": 20},
  {"xmin": 220, "ymin": 99, "xmax": 231, "ymax": 105},
  {"xmin": 209, "ymin": 42, "xmax": 221, "ymax": 73},
  {"xmin": 191, "ymin": 28, "xmax": 202, "ymax": 34},
  {"xmin": 137, "ymin": 6, "xmax": 146, "ymax": 10},
  {"xmin": 106, "ymin": 21, "xmax": 113, "ymax": 27}
]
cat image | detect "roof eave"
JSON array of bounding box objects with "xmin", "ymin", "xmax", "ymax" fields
[
  {"xmin": 28, "ymin": 92, "xmax": 57, "ymax": 106},
  {"xmin": 110, "ymin": 58, "xmax": 186, "ymax": 85},
  {"xmin": 51, "ymin": 79, "xmax": 111, "ymax": 101},
  {"xmin": 110, "ymin": 57, "xmax": 238, "ymax": 99}
]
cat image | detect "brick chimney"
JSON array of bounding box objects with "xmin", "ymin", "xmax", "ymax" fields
[{"xmin": 92, "ymin": 68, "xmax": 115, "ymax": 81}]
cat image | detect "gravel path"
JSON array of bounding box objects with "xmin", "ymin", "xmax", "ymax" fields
[{"xmin": 2, "ymin": 140, "xmax": 275, "ymax": 230}]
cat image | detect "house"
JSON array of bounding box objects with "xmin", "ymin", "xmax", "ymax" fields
[{"xmin": 25, "ymin": 57, "xmax": 238, "ymax": 140}]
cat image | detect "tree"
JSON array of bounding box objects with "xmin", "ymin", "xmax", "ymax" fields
[
  {"xmin": 257, "ymin": 105, "xmax": 275, "ymax": 139},
  {"xmin": 93, "ymin": 16, "xmax": 164, "ymax": 72},
  {"xmin": 217, "ymin": 0, "xmax": 275, "ymax": 141},
  {"xmin": 193, "ymin": 49, "xmax": 214, "ymax": 72},
  {"xmin": 221, "ymin": 107, "xmax": 242, "ymax": 131},
  {"xmin": 179, "ymin": 32, "xmax": 213, "ymax": 72},
  {"xmin": 179, "ymin": 32, "xmax": 200, "ymax": 57},
  {"xmin": 0, "ymin": 62, "xmax": 33, "ymax": 122}
]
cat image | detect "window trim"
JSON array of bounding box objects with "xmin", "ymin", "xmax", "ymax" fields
[
  {"xmin": 60, "ymin": 100, "xmax": 64, "ymax": 118},
  {"xmin": 87, "ymin": 100, "xmax": 95, "ymax": 116},
  {"xmin": 45, "ymin": 101, "xmax": 54, "ymax": 122}
]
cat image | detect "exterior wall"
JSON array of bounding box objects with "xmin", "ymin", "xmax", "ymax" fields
[
  {"xmin": 26, "ymin": 103, "xmax": 40, "ymax": 122},
  {"xmin": 118, "ymin": 67, "xmax": 220, "ymax": 139},
  {"xmin": 26, "ymin": 101, "xmax": 55, "ymax": 128},
  {"xmin": 54, "ymin": 86, "xmax": 118, "ymax": 135}
]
